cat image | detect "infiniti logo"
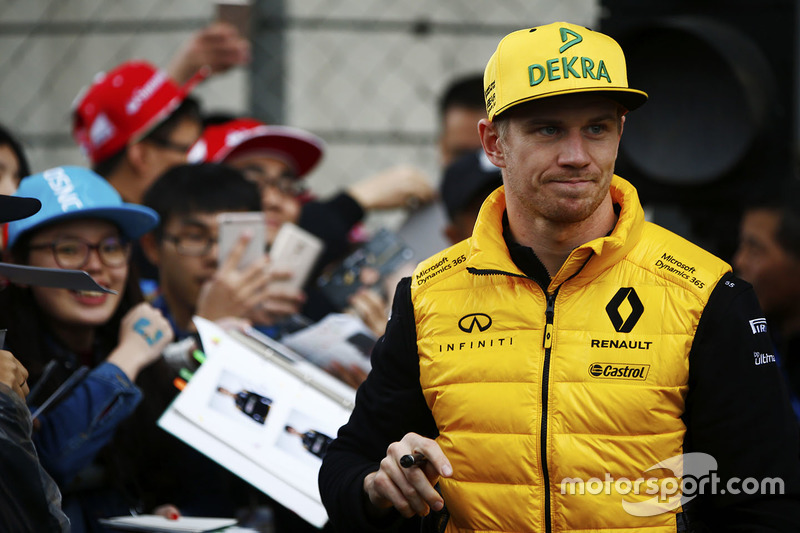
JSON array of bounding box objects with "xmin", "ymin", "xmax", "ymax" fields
[{"xmin": 458, "ymin": 313, "xmax": 492, "ymax": 333}]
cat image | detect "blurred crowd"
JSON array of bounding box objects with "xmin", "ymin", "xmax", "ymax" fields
[{"xmin": 0, "ymin": 20, "xmax": 496, "ymax": 533}]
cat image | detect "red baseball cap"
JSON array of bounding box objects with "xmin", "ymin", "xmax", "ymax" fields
[
  {"xmin": 72, "ymin": 60, "xmax": 205, "ymax": 166},
  {"xmin": 188, "ymin": 118, "xmax": 325, "ymax": 178}
]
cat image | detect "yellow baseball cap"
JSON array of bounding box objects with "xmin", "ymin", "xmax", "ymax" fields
[{"xmin": 484, "ymin": 22, "xmax": 648, "ymax": 120}]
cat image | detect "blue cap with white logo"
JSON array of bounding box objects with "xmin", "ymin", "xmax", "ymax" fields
[{"xmin": 6, "ymin": 166, "xmax": 159, "ymax": 249}]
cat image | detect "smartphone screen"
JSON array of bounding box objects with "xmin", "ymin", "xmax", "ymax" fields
[{"xmin": 217, "ymin": 211, "xmax": 266, "ymax": 270}]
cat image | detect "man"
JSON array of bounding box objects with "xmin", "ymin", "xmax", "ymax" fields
[
  {"xmin": 72, "ymin": 60, "xmax": 203, "ymax": 204},
  {"xmin": 437, "ymin": 73, "xmax": 486, "ymax": 167},
  {"xmin": 191, "ymin": 117, "xmax": 434, "ymax": 246},
  {"xmin": 399, "ymin": 73, "xmax": 486, "ymax": 260},
  {"xmin": 140, "ymin": 163, "xmax": 304, "ymax": 340},
  {"xmin": 440, "ymin": 148, "xmax": 502, "ymax": 245},
  {"xmin": 189, "ymin": 117, "xmax": 328, "ymax": 245},
  {"xmin": 319, "ymin": 22, "xmax": 800, "ymax": 532},
  {"xmin": 733, "ymin": 192, "xmax": 800, "ymax": 418},
  {"xmin": 190, "ymin": 117, "xmax": 434, "ymax": 320},
  {"xmin": 140, "ymin": 164, "xmax": 328, "ymax": 532}
]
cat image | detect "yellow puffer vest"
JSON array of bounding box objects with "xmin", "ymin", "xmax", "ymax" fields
[{"xmin": 410, "ymin": 176, "xmax": 730, "ymax": 532}]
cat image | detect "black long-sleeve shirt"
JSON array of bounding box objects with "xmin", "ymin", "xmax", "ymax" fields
[{"xmin": 299, "ymin": 192, "xmax": 365, "ymax": 321}]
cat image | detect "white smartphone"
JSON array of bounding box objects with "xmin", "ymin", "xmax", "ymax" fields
[
  {"xmin": 217, "ymin": 211, "xmax": 266, "ymax": 270},
  {"xmin": 269, "ymin": 223, "xmax": 324, "ymax": 291}
]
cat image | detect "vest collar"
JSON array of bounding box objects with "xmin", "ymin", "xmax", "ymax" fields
[{"xmin": 467, "ymin": 176, "xmax": 646, "ymax": 290}]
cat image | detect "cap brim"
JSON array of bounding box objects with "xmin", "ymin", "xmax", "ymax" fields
[
  {"xmin": 14, "ymin": 205, "xmax": 159, "ymax": 246},
  {"xmin": 221, "ymin": 126, "xmax": 325, "ymax": 178},
  {"xmin": 59, "ymin": 205, "xmax": 158, "ymax": 240},
  {"xmin": 593, "ymin": 88, "xmax": 649, "ymax": 112},
  {"xmin": 0, "ymin": 195, "xmax": 41, "ymax": 223},
  {"xmin": 495, "ymin": 87, "xmax": 649, "ymax": 118}
]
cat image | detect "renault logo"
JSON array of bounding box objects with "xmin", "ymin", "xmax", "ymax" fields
[
  {"xmin": 458, "ymin": 313, "xmax": 492, "ymax": 333},
  {"xmin": 605, "ymin": 288, "xmax": 644, "ymax": 333}
]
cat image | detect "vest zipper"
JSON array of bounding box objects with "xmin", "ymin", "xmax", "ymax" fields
[
  {"xmin": 466, "ymin": 266, "xmax": 529, "ymax": 279},
  {"xmin": 469, "ymin": 265, "xmax": 586, "ymax": 531},
  {"xmin": 541, "ymin": 289, "xmax": 558, "ymax": 533}
]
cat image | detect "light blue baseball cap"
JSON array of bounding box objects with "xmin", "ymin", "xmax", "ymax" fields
[{"xmin": 6, "ymin": 166, "xmax": 159, "ymax": 249}]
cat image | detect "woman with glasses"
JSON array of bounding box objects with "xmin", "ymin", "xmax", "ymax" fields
[{"xmin": 0, "ymin": 166, "xmax": 176, "ymax": 530}]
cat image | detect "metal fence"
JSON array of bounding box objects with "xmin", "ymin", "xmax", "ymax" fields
[{"xmin": 0, "ymin": 0, "xmax": 598, "ymax": 217}]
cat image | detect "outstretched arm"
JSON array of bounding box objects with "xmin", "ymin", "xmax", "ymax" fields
[{"xmin": 167, "ymin": 22, "xmax": 249, "ymax": 84}]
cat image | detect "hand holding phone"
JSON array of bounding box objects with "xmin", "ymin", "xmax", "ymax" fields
[
  {"xmin": 216, "ymin": 1, "xmax": 252, "ymax": 39},
  {"xmin": 196, "ymin": 212, "xmax": 273, "ymax": 323},
  {"xmin": 217, "ymin": 212, "xmax": 266, "ymax": 270},
  {"xmin": 167, "ymin": 4, "xmax": 250, "ymax": 85},
  {"xmin": 268, "ymin": 223, "xmax": 323, "ymax": 291}
]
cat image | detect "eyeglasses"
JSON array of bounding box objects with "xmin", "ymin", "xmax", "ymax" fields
[
  {"xmin": 162, "ymin": 232, "xmax": 218, "ymax": 257},
  {"xmin": 28, "ymin": 237, "xmax": 131, "ymax": 270},
  {"xmin": 238, "ymin": 166, "xmax": 306, "ymax": 197},
  {"xmin": 145, "ymin": 136, "xmax": 194, "ymax": 154}
]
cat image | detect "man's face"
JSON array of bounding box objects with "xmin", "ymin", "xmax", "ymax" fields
[
  {"xmin": 0, "ymin": 144, "xmax": 21, "ymax": 196},
  {"xmin": 226, "ymin": 154, "xmax": 303, "ymax": 244},
  {"xmin": 157, "ymin": 213, "xmax": 219, "ymax": 315},
  {"xmin": 486, "ymin": 94, "xmax": 622, "ymax": 226},
  {"xmin": 733, "ymin": 208, "xmax": 800, "ymax": 320},
  {"xmin": 439, "ymin": 106, "xmax": 486, "ymax": 167},
  {"xmin": 140, "ymin": 116, "xmax": 202, "ymax": 190}
]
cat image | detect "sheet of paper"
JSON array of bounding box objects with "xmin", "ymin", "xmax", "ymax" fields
[
  {"xmin": 158, "ymin": 318, "xmax": 355, "ymax": 528},
  {"xmin": 280, "ymin": 313, "xmax": 374, "ymax": 373},
  {"xmin": 159, "ymin": 410, "xmax": 328, "ymax": 528},
  {"xmin": 98, "ymin": 514, "xmax": 237, "ymax": 532},
  {"xmin": 0, "ymin": 262, "xmax": 115, "ymax": 293}
]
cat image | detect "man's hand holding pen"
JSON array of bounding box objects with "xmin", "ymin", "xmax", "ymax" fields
[{"xmin": 362, "ymin": 432, "xmax": 453, "ymax": 519}]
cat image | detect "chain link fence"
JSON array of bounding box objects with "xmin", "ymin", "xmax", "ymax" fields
[{"xmin": 0, "ymin": 0, "xmax": 598, "ymax": 221}]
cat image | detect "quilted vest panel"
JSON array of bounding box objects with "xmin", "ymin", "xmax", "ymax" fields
[{"xmin": 411, "ymin": 177, "xmax": 730, "ymax": 532}]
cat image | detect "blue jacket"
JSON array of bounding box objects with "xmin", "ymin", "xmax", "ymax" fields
[
  {"xmin": 33, "ymin": 361, "xmax": 142, "ymax": 486},
  {"xmin": 22, "ymin": 335, "xmax": 143, "ymax": 533}
]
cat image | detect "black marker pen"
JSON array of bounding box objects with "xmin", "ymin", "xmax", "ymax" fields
[{"xmin": 400, "ymin": 453, "xmax": 427, "ymax": 468}]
